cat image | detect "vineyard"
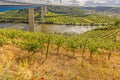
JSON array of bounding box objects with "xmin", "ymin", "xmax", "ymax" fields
[
  {"xmin": 0, "ymin": 27, "xmax": 119, "ymax": 59},
  {"xmin": 0, "ymin": 25, "xmax": 120, "ymax": 79}
]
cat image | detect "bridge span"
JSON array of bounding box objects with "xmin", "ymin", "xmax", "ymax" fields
[{"xmin": 0, "ymin": 0, "xmax": 80, "ymax": 32}]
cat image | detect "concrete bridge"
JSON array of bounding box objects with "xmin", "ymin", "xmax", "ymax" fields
[{"xmin": 0, "ymin": 0, "xmax": 57, "ymax": 32}]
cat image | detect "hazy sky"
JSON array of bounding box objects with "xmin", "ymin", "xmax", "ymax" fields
[{"xmin": 4, "ymin": 0, "xmax": 120, "ymax": 6}]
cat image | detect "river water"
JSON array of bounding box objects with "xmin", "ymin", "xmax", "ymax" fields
[{"xmin": 0, "ymin": 23, "xmax": 96, "ymax": 35}]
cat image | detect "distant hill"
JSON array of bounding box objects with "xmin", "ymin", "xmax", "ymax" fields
[
  {"xmin": 81, "ymin": 7, "xmax": 112, "ymax": 12},
  {"xmin": 106, "ymin": 7, "xmax": 120, "ymax": 14},
  {"xmin": 81, "ymin": 7, "xmax": 120, "ymax": 14}
]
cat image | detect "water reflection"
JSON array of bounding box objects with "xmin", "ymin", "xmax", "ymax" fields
[
  {"xmin": 36, "ymin": 24, "xmax": 95, "ymax": 34},
  {"xmin": 0, "ymin": 23, "xmax": 96, "ymax": 35}
]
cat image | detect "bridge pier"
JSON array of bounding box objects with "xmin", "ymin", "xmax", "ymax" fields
[
  {"xmin": 44, "ymin": 6, "xmax": 47, "ymax": 14},
  {"xmin": 41, "ymin": 6, "xmax": 45, "ymax": 23},
  {"xmin": 28, "ymin": 6, "xmax": 47, "ymax": 32},
  {"xmin": 28, "ymin": 8, "xmax": 35, "ymax": 32},
  {"xmin": 41, "ymin": 6, "xmax": 47, "ymax": 23}
]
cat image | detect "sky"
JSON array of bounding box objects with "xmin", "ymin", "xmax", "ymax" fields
[{"xmin": 3, "ymin": 0, "xmax": 120, "ymax": 6}]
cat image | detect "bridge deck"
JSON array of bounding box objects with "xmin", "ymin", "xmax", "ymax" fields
[
  {"xmin": 0, "ymin": 1, "xmax": 44, "ymax": 11},
  {"xmin": 0, "ymin": 5, "xmax": 42, "ymax": 12}
]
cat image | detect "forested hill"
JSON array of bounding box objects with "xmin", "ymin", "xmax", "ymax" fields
[{"xmin": 47, "ymin": 6, "xmax": 86, "ymax": 16}]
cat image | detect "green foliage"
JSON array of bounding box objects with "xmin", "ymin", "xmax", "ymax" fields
[
  {"xmin": 114, "ymin": 20, "xmax": 120, "ymax": 26},
  {"xmin": 87, "ymin": 39, "xmax": 98, "ymax": 53},
  {"xmin": 67, "ymin": 37, "xmax": 79, "ymax": 50},
  {"xmin": 54, "ymin": 36, "xmax": 65, "ymax": 47},
  {"xmin": 21, "ymin": 40, "xmax": 39, "ymax": 54},
  {"xmin": 0, "ymin": 36, "xmax": 7, "ymax": 47}
]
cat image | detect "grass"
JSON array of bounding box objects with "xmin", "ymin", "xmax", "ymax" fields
[{"xmin": 0, "ymin": 43, "xmax": 120, "ymax": 80}]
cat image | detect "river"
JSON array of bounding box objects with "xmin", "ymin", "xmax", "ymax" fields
[{"xmin": 0, "ymin": 23, "xmax": 97, "ymax": 35}]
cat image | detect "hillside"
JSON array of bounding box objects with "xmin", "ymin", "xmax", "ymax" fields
[{"xmin": 0, "ymin": 23, "xmax": 120, "ymax": 79}]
